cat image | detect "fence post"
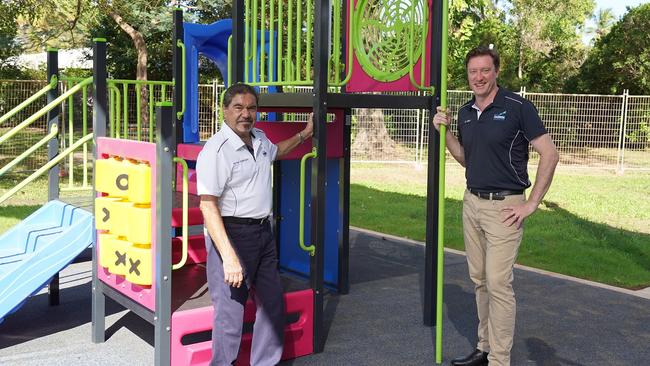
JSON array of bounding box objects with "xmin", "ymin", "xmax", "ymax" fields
[{"xmin": 618, "ymin": 89, "xmax": 630, "ymax": 174}]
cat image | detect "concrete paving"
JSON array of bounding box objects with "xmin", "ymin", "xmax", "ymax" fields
[{"xmin": 1, "ymin": 229, "xmax": 648, "ymax": 365}]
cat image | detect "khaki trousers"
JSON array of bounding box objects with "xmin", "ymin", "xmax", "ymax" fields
[{"xmin": 462, "ymin": 189, "xmax": 525, "ymax": 366}]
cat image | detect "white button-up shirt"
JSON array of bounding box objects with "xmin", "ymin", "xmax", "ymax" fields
[{"xmin": 196, "ymin": 123, "xmax": 278, "ymax": 219}]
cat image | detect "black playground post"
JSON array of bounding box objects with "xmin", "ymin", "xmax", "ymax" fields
[
  {"xmin": 424, "ymin": 0, "xmax": 443, "ymax": 326},
  {"xmin": 311, "ymin": 0, "xmax": 330, "ymax": 353},
  {"xmin": 172, "ymin": 8, "xmax": 184, "ymax": 147},
  {"xmin": 46, "ymin": 47, "xmax": 60, "ymax": 306},
  {"xmin": 91, "ymin": 38, "xmax": 108, "ymax": 343},
  {"xmin": 231, "ymin": 0, "xmax": 246, "ymax": 83}
]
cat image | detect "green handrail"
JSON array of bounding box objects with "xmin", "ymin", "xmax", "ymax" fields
[
  {"xmin": 176, "ymin": 40, "xmax": 186, "ymax": 120},
  {"xmin": 0, "ymin": 132, "xmax": 93, "ymax": 205},
  {"xmin": 0, "ymin": 124, "xmax": 58, "ymax": 177},
  {"xmin": 435, "ymin": 0, "xmax": 450, "ymax": 363},
  {"xmin": 0, "ymin": 75, "xmax": 58, "ymax": 126},
  {"xmin": 0, "ymin": 77, "xmax": 92, "ymax": 145},
  {"xmin": 299, "ymin": 148, "xmax": 317, "ymax": 256},
  {"xmin": 172, "ymin": 157, "xmax": 189, "ymax": 270}
]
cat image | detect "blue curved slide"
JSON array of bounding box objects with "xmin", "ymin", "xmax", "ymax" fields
[{"xmin": 0, "ymin": 200, "xmax": 94, "ymax": 323}]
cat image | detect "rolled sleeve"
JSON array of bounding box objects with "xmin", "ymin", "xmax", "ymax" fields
[
  {"xmin": 269, "ymin": 142, "xmax": 279, "ymax": 162},
  {"xmin": 196, "ymin": 143, "xmax": 230, "ymax": 197}
]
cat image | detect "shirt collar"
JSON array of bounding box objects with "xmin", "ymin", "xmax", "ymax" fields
[
  {"xmin": 469, "ymin": 85, "xmax": 506, "ymax": 111},
  {"xmin": 221, "ymin": 122, "xmax": 258, "ymax": 151}
]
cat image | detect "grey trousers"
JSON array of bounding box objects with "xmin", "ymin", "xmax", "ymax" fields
[{"xmin": 206, "ymin": 221, "xmax": 284, "ymax": 366}]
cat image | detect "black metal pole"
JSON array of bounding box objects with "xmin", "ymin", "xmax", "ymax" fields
[
  {"xmin": 338, "ymin": 0, "xmax": 351, "ymax": 295},
  {"xmin": 311, "ymin": 0, "xmax": 330, "ymax": 353},
  {"xmin": 46, "ymin": 47, "xmax": 60, "ymax": 307},
  {"xmin": 172, "ymin": 8, "xmax": 184, "ymax": 146},
  {"xmin": 231, "ymin": 0, "xmax": 245, "ymax": 83},
  {"xmin": 424, "ymin": 0, "xmax": 443, "ymax": 326},
  {"xmin": 339, "ymin": 110, "xmax": 351, "ymax": 295},
  {"xmin": 91, "ymin": 38, "xmax": 108, "ymax": 342}
]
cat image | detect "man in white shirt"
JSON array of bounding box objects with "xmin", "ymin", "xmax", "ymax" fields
[{"xmin": 196, "ymin": 83, "xmax": 313, "ymax": 366}]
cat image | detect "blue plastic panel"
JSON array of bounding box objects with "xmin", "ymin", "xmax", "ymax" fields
[
  {"xmin": 0, "ymin": 200, "xmax": 94, "ymax": 323},
  {"xmin": 278, "ymin": 159, "xmax": 341, "ymax": 286}
]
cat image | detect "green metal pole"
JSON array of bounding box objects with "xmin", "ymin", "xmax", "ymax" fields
[
  {"xmin": 436, "ymin": 0, "xmax": 450, "ymax": 363},
  {"xmin": 123, "ymin": 83, "xmax": 128, "ymax": 138},
  {"xmin": 149, "ymin": 84, "xmax": 154, "ymax": 142},
  {"xmin": 82, "ymin": 85, "xmax": 88, "ymax": 187},
  {"xmin": 136, "ymin": 84, "xmax": 142, "ymax": 140},
  {"xmin": 67, "ymin": 81, "xmax": 74, "ymax": 188}
]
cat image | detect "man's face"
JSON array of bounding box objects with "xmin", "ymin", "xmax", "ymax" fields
[
  {"xmin": 222, "ymin": 93, "xmax": 258, "ymax": 138},
  {"xmin": 466, "ymin": 55, "xmax": 499, "ymax": 99}
]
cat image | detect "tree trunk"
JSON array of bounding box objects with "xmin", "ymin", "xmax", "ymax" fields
[
  {"xmin": 109, "ymin": 11, "xmax": 150, "ymax": 134},
  {"xmin": 351, "ymin": 108, "xmax": 402, "ymax": 160}
]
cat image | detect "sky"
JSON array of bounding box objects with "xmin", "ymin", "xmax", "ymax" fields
[
  {"xmin": 594, "ymin": 0, "xmax": 647, "ymax": 17},
  {"xmin": 583, "ymin": 0, "xmax": 647, "ymax": 43}
]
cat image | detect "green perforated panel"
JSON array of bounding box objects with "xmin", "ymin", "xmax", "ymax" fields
[{"xmin": 352, "ymin": 0, "xmax": 429, "ymax": 82}]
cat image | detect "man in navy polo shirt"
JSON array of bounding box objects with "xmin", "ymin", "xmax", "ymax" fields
[
  {"xmin": 196, "ymin": 83, "xmax": 313, "ymax": 366},
  {"xmin": 433, "ymin": 46, "xmax": 559, "ymax": 366}
]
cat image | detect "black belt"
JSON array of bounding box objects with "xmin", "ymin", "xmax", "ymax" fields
[
  {"xmin": 222, "ymin": 216, "xmax": 269, "ymax": 225},
  {"xmin": 468, "ymin": 189, "xmax": 524, "ymax": 201}
]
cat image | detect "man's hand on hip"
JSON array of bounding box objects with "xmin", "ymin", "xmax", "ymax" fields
[{"xmin": 501, "ymin": 201, "xmax": 537, "ymax": 228}]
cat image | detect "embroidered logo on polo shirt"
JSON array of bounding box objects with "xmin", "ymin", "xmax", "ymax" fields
[
  {"xmin": 493, "ymin": 111, "xmax": 507, "ymax": 121},
  {"xmin": 463, "ymin": 119, "xmax": 472, "ymax": 124}
]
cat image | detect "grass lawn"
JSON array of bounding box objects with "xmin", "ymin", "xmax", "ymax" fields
[
  {"xmin": 350, "ymin": 163, "xmax": 650, "ymax": 289},
  {"xmin": 2, "ymin": 162, "xmax": 649, "ymax": 289}
]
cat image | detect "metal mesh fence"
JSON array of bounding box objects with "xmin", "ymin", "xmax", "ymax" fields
[
  {"xmin": 525, "ymin": 92, "xmax": 625, "ymax": 168},
  {"xmin": 2, "ymin": 80, "xmax": 649, "ymax": 174},
  {"xmin": 622, "ymin": 96, "xmax": 650, "ymax": 171},
  {"xmin": 0, "ymin": 80, "xmax": 50, "ymax": 174}
]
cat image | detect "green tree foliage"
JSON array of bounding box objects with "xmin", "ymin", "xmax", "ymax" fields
[
  {"xmin": 506, "ymin": 0, "xmax": 594, "ymax": 91},
  {"xmin": 446, "ymin": 0, "xmax": 594, "ymax": 92},
  {"xmin": 585, "ymin": 8, "xmax": 616, "ymax": 43},
  {"xmin": 567, "ymin": 4, "xmax": 650, "ymax": 95},
  {"xmin": 0, "ymin": 0, "xmax": 41, "ymax": 78}
]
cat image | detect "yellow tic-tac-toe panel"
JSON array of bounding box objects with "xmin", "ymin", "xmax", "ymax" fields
[
  {"xmin": 98, "ymin": 233, "xmax": 117, "ymax": 269},
  {"xmin": 95, "ymin": 197, "xmax": 122, "ymax": 231},
  {"xmin": 126, "ymin": 205, "xmax": 151, "ymax": 244},
  {"xmin": 125, "ymin": 244, "xmax": 152, "ymax": 286},
  {"xmin": 127, "ymin": 162, "xmax": 151, "ymax": 204},
  {"xmin": 95, "ymin": 157, "xmax": 130, "ymax": 198},
  {"xmin": 108, "ymin": 200, "xmax": 134, "ymax": 238},
  {"xmin": 105, "ymin": 236, "xmax": 132, "ymax": 276}
]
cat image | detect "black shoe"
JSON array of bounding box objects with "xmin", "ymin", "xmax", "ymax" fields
[{"xmin": 450, "ymin": 349, "xmax": 489, "ymax": 366}]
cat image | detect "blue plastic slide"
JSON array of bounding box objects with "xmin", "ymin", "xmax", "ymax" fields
[{"xmin": 0, "ymin": 200, "xmax": 94, "ymax": 323}]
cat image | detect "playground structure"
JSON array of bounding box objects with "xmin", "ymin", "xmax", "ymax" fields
[{"xmin": 0, "ymin": 0, "xmax": 450, "ymax": 365}]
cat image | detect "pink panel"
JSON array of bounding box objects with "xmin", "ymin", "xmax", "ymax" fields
[
  {"xmin": 96, "ymin": 137, "xmax": 157, "ymax": 311},
  {"xmin": 176, "ymin": 143, "xmax": 202, "ymax": 195},
  {"xmin": 170, "ymin": 289, "xmax": 314, "ymax": 366},
  {"xmin": 346, "ymin": 0, "xmax": 433, "ymax": 92},
  {"xmin": 172, "ymin": 207, "xmax": 204, "ymax": 227},
  {"xmin": 256, "ymin": 107, "xmax": 344, "ymax": 159},
  {"xmin": 171, "ymin": 235, "xmax": 206, "ymax": 265}
]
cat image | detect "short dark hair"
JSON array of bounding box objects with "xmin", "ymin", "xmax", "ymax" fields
[
  {"xmin": 222, "ymin": 83, "xmax": 258, "ymax": 107},
  {"xmin": 465, "ymin": 46, "xmax": 500, "ymax": 71}
]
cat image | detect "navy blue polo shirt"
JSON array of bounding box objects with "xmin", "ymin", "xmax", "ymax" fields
[{"xmin": 457, "ymin": 87, "xmax": 547, "ymax": 192}]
